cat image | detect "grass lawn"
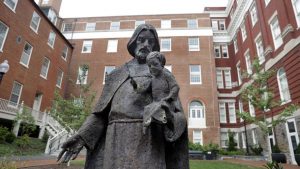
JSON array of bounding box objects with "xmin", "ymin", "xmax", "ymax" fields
[
  {"xmin": 71, "ymin": 160, "xmax": 262, "ymax": 169},
  {"xmin": 0, "ymin": 137, "xmax": 46, "ymax": 157}
]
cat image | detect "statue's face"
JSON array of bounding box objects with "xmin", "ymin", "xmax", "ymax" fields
[
  {"xmin": 147, "ymin": 57, "xmax": 163, "ymax": 77},
  {"xmin": 134, "ymin": 30, "xmax": 156, "ymax": 63}
]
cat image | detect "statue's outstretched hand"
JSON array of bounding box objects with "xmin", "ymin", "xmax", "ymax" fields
[{"xmin": 57, "ymin": 134, "xmax": 85, "ymax": 163}]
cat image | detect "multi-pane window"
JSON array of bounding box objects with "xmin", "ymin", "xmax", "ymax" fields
[
  {"xmin": 222, "ymin": 45, "xmax": 229, "ymax": 58},
  {"xmin": 242, "ymin": 132, "xmax": 246, "ymax": 148},
  {"xmin": 250, "ymin": 3, "xmax": 258, "ymax": 26},
  {"xmin": 85, "ymin": 23, "xmax": 96, "ymax": 31},
  {"xmin": 47, "ymin": 31, "xmax": 56, "ymax": 48},
  {"xmin": 187, "ymin": 19, "xmax": 198, "ymax": 29},
  {"xmin": 20, "ymin": 42, "xmax": 33, "ymax": 67},
  {"xmin": 277, "ymin": 68, "xmax": 291, "ymax": 103},
  {"xmin": 30, "ymin": 11, "xmax": 41, "ymax": 33},
  {"xmin": 135, "ymin": 20, "xmax": 145, "ymax": 28},
  {"xmin": 9, "ymin": 81, "xmax": 23, "ymax": 106},
  {"xmin": 47, "ymin": 9, "xmax": 57, "ymax": 25},
  {"xmin": 161, "ymin": 20, "xmax": 171, "ymax": 29},
  {"xmin": 212, "ymin": 20, "xmax": 219, "ymax": 31},
  {"xmin": 236, "ymin": 63, "xmax": 242, "ymax": 86},
  {"xmin": 62, "ymin": 45, "xmax": 68, "ymax": 60},
  {"xmin": 189, "ymin": 65, "xmax": 201, "ymax": 84},
  {"xmin": 4, "ymin": 0, "xmax": 18, "ymax": 11},
  {"xmin": 40, "ymin": 57, "xmax": 50, "ymax": 79},
  {"xmin": 292, "ymin": 0, "xmax": 300, "ymax": 27},
  {"xmin": 233, "ymin": 37, "xmax": 238, "ymax": 54},
  {"xmin": 188, "ymin": 38, "xmax": 200, "ymax": 51},
  {"xmin": 216, "ymin": 69, "xmax": 224, "ymax": 89},
  {"xmin": 228, "ymin": 102, "xmax": 236, "ymax": 123},
  {"xmin": 219, "ymin": 102, "xmax": 226, "ymax": 123},
  {"xmin": 77, "ymin": 65, "xmax": 89, "ymax": 84},
  {"xmin": 193, "ymin": 130, "xmax": 202, "ymax": 145},
  {"xmin": 239, "ymin": 100, "xmax": 244, "ymax": 122},
  {"xmin": 270, "ymin": 15, "xmax": 283, "ymax": 49},
  {"xmin": 103, "ymin": 66, "xmax": 116, "ymax": 83},
  {"xmin": 110, "ymin": 21, "xmax": 120, "ymax": 30},
  {"xmin": 82, "ymin": 40, "xmax": 93, "ymax": 53},
  {"xmin": 255, "ymin": 35, "xmax": 265, "ymax": 64},
  {"xmin": 0, "ymin": 21, "xmax": 9, "ymax": 51},
  {"xmin": 241, "ymin": 22, "xmax": 247, "ymax": 42},
  {"xmin": 224, "ymin": 70, "xmax": 232, "ymax": 89},
  {"xmin": 252, "ymin": 129, "xmax": 258, "ymax": 144},
  {"xmin": 221, "ymin": 132, "xmax": 228, "ymax": 148},
  {"xmin": 214, "ymin": 45, "xmax": 221, "ymax": 58},
  {"xmin": 161, "ymin": 38, "xmax": 171, "ymax": 51},
  {"xmin": 107, "ymin": 40, "xmax": 118, "ymax": 53},
  {"xmin": 56, "ymin": 69, "xmax": 63, "ymax": 88},
  {"xmin": 245, "ymin": 52, "xmax": 253, "ymax": 74},
  {"xmin": 249, "ymin": 100, "xmax": 255, "ymax": 117},
  {"xmin": 189, "ymin": 101, "xmax": 205, "ymax": 119},
  {"xmin": 265, "ymin": 0, "xmax": 271, "ymax": 6},
  {"xmin": 62, "ymin": 23, "xmax": 73, "ymax": 32}
]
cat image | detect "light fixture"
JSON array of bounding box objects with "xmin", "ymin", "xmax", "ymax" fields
[{"xmin": 0, "ymin": 60, "xmax": 10, "ymax": 84}]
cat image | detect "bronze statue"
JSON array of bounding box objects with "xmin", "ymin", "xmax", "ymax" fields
[{"xmin": 57, "ymin": 24, "xmax": 189, "ymax": 169}]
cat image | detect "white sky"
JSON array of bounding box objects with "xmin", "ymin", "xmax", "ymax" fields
[{"xmin": 60, "ymin": 0, "xmax": 229, "ymax": 18}]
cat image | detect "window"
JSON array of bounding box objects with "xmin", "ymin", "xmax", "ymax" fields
[
  {"xmin": 61, "ymin": 45, "xmax": 68, "ymax": 60},
  {"xmin": 222, "ymin": 45, "xmax": 229, "ymax": 58},
  {"xmin": 224, "ymin": 70, "xmax": 232, "ymax": 89},
  {"xmin": 242, "ymin": 132, "xmax": 246, "ymax": 148},
  {"xmin": 252, "ymin": 129, "xmax": 257, "ymax": 144},
  {"xmin": 187, "ymin": 19, "xmax": 198, "ymax": 29},
  {"xmin": 107, "ymin": 40, "xmax": 118, "ymax": 53},
  {"xmin": 292, "ymin": 0, "xmax": 300, "ymax": 27},
  {"xmin": 277, "ymin": 68, "xmax": 291, "ymax": 103},
  {"xmin": 62, "ymin": 23, "xmax": 73, "ymax": 32},
  {"xmin": 103, "ymin": 66, "xmax": 116, "ymax": 83},
  {"xmin": 161, "ymin": 38, "xmax": 171, "ymax": 51},
  {"xmin": 233, "ymin": 37, "xmax": 238, "ymax": 54},
  {"xmin": 236, "ymin": 63, "xmax": 242, "ymax": 86},
  {"xmin": 250, "ymin": 3, "xmax": 258, "ymax": 26},
  {"xmin": 241, "ymin": 22, "xmax": 247, "ymax": 42},
  {"xmin": 216, "ymin": 69, "xmax": 224, "ymax": 89},
  {"xmin": 270, "ymin": 15, "xmax": 283, "ymax": 49},
  {"xmin": 219, "ymin": 20, "xmax": 226, "ymax": 30},
  {"xmin": 214, "ymin": 45, "xmax": 221, "ymax": 58},
  {"xmin": 82, "ymin": 40, "xmax": 93, "ymax": 53},
  {"xmin": 188, "ymin": 38, "xmax": 200, "ymax": 51},
  {"xmin": 228, "ymin": 102, "xmax": 236, "ymax": 123},
  {"xmin": 56, "ymin": 69, "xmax": 63, "ymax": 88},
  {"xmin": 265, "ymin": 0, "xmax": 271, "ymax": 6},
  {"xmin": 77, "ymin": 65, "xmax": 89, "ymax": 84},
  {"xmin": 9, "ymin": 81, "xmax": 23, "ymax": 106},
  {"xmin": 220, "ymin": 132, "xmax": 228, "ymax": 147},
  {"xmin": 85, "ymin": 23, "xmax": 96, "ymax": 31},
  {"xmin": 40, "ymin": 57, "xmax": 50, "ymax": 79},
  {"xmin": 189, "ymin": 65, "xmax": 201, "ymax": 84},
  {"xmin": 239, "ymin": 100, "xmax": 244, "ymax": 122},
  {"xmin": 4, "ymin": 0, "xmax": 18, "ymax": 11},
  {"xmin": 212, "ymin": 20, "xmax": 218, "ymax": 31},
  {"xmin": 30, "ymin": 11, "xmax": 41, "ymax": 33},
  {"xmin": 245, "ymin": 52, "xmax": 252, "ymax": 74},
  {"xmin": 135, "ymin": 20, "xmax": 145, "ymax": 28},
  {"xmin": 249, "ymin": 100, "xmax": 255, "ymax": 117},
  {"xmin": 161, "ymin": 20, "xmax": 171, "ymax": 29},
  {"xmin": 189, "ymin": 101, "xmax": 206, "ymax": 128},
  {"xmin": 255, "ymin": 35, "xmax": 265, "ymax": 64},
  {"xmin": 47, "ymin": 9, "xmax": 57, "ymax": 25},
  {"xmin": 0, "ymin": 21, "xmax": 9, "ymax": 52},
  {"xmin": 47, "ymin": 31, "xmax": 56, "ymax": 48},
  {"xmin": 193, "ymin": 130, "xmax": 202, "ymax": 145},
  {"xmin": 165, "ymin": 65, "xmax": 172, "ymax": 72},
  {"xmin": 110, "ymin": 21, "xmax": 120, "ymax": 30},
  {"xmin": 20, "ymin": 42, "xmax": 33, "ymax": 67},
  {"xmin": 219, "ymin": 102, "xmax": 226, "ymax": 123}
]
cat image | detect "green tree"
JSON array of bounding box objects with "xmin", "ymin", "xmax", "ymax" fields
[{"xmin": 227, "ymin": 130, "xmax": 237, "ymax": 152}]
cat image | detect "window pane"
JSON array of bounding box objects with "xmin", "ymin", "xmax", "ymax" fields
[
  {"xmin": 20, "ymin": 43, "xmax": 32, "ymax": 66},
  {"xmin": 110, "ymin": 22, "xmax": 120, "ymax": 30},
  {"xmin": 86, "ymin": 23, "xmax": 96, "ymax": 31},
  {"xmin": 9, "ymin": 82, "xmax": 22, "ymax": 105},
  {"xmin": 30, "ymin": 12, "xmax": 40, "ymax": 32},
  {"xmin": 187, "ymin": 19, "xmax": 197, "ymax": 28},
  {"xmin": 107, "ymin": 40, "xmax": 118, "ymax": 53},
  {"xmin": 40, "ymin": 57, "xmax": 50, "ymax": 78},
  {"xmin": 82, "ymin": 40, "xmax": 93, "ymax": 53},
  {"xmin": 4, "ymin": 0, "xmax": 17, "ymax": 10}
]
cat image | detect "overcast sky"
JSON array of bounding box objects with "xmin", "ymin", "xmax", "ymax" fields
[{"xmin": 60, "ymin": 0, "xmax": 229, "ymax": 18}]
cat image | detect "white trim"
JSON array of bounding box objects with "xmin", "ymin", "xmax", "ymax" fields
[
  {"xmin": 19, "ymin": 42, "xmax": 33, "ymax": 67},
  {"xmin": 9, "ymin": 81, "xmax": 23, "ymax": 107},
  {"xmin": 56, "ymin": 70, "xmax": 63, "ymax": 88},
  {"xmin": 4, "ymin": 0, "xmax": 18, "ymax": 12},
  {"xmin": 160, "ymin": 38, "xmax": 171, "ymax": 52},
  {"xmin": 81, "ymin": 40, "xmax": 93, "ymax": 53},
  {"xmin": 30, "ymin": 11, "xmax": 41, "ymax": 34},
  {"xmin": 47, "ymin": 31, "xmax": 56, "ymax": 48},
  {"xmin": 189, "ymin": 65, "xmax": 202, "ymax": 85},
  {"xmin": 40, "ymin": 57, "xmax": 50, "ymax": 79},
  {"xmin": 0, "ymin": 21, "xmax": 9, "ymax": 52},
  {"xmin": 285, "ymin": 118, "xmax": 299, "ymax": 164}
]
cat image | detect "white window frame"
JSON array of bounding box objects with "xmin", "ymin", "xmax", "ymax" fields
[
  {"xmin": 189, "ymin": 65, "xmax": 202, "ymax": 85},
  {"xmin": 249, "ymin": 100, "xmax": 255, "ymax": 117},
  {"xmin": 219, "ymin": 102, "xmax": 227, "ymax": 123},
  {"xmin": 212, "ymin": 20, "xmax": 219, "ymax": 31},
  {"xmin": 135, "ymin": 20, "xmax": 145, "ymax": 28},
  {"xmin": 233, "ymin": 37, "xmax": 238, "ymax": 54},
  {"xmin": 103, "ymin": 66, "xmax": 116, "ymax": 84},
  {"xmin": 47, "ymin": 9, "xmax": 57, "ymax": 25},
  {"xmin": 30, "ymin": 11, "xmax": 41, "ymax": 33},
  {"xmin": 221, "ymin": 132, "xmax": 228, "ymax": 148},
  {"xmin": 40, "ymin": 57, "xmax": 50, "ymax": 79},
  {"xmin": 62, "ymin": 23, "xmax": 73, "ymax": 32},
  {"xmin": 193, "ymin": 130, "xmax": 203, "ymax": 145},
  {"xmin": 219, "ymin": 20, "xmax": 226, "ymax": 30},
  {"xmin": 255, "ymin": 34, "xmax": 265, "ymax": 64},
  {"xmin": 236, "ymin": 62, "xmax": 242, "ymax": 86},
  {"xmin": 292, "ymin": 0, "xmax": 300, "ymax": 27},
  {"xmin": 277, "ymin": 68, "xmax": 291, "ymax": 103},
  {"xmin": 20, "ymin": 42, "xmax": 33, "ymax": 67},
  {"xmin": 82, "ymin": 40, "xmax": 93, "ymax": 53},
  {"xmin": 76, "ymin": 66, "xmax": 89, "ymax": 85},
  {"xmin": 265, "ymin": 0, "xmax": 271, "ymax": 6},
  {"xmin": 160, "ymin": 38, "xmax": 171, "ymax": 51},
  {"xmin": 269, "ymin": 13, "xmax": 283, "ymax": 50},
  {"xmin": 187, "ymin": 19, "xmax": 198, "ymax": 29},
  {"xmin": 9, "ymin": 81, "xmax": 23, "ymax": 107},
  {"xmin": 56, "ymin": 69, "xmax": 64, "ymax": 88},
  {"xmin": 244, "ymin": 51, "xmax": 253, "ymax": 74},
  {"xmin": 0, "ymin": 21, "xmax": 9, "ymax": 52},
  {"xmin": 252, "ymin": 129, "xmax": 257, "ymax": 144},
  {"xmin": 239, "ymin": 100, "xmax": 244, "ymax": 122},
  {"xmin": 216, "ymin": 69, "xmax": 224, "ymax": 89},
  {"xmin": 250, "ymin": 3, "xmax": 258, "ymax": 26},
  {"xmin": 61, "ymin": 45, "xmax": 68, "ymax": 60},
  {"xmin": 107, "ymin": 40, "xmax": 118, "ymax": 53},
  {"xmin": 110, "ymin": 21, "xmax": 120, "ymax": 30},
  {"xmin": 228, "ymin": 102, "xmax": 236, "ymax": 123},
  {"xmin": 224, "ymin": 69, "xmax": 232, "ymax": 89},
  {"xmin": 214, "ymin": 45, "xmax": 221, "ymax": 58},
  {"xmin": 241, "ymin": 21, "xmax": 247, "ymax": 42},
  {"xmin": 47, "ymin": 31, "xmax": 56, "ymax": 48},
  {"xmin": 85, "ymin": 22, "xmax": 96, "ymax": 31},
  {"xmin": 222, "ymin": 45, "xmax": 229, "ymax": 58},
  {"xmin": 4, "ymin": 0, "xmax": 18, "ymax": 12},
  {"xmin": 242, "ymin": 132, "xmax": 246, "ymax": 148},
  {"xmin": 161, "ymin": 20, "xmax": 171, "ymax": 29},
  {"xmin": 188, "ymin": 38, "xmax": 200, "ymax": 51}
]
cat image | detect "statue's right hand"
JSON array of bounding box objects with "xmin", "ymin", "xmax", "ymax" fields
[{"xmin": 57, "ymin": 134, "xmax": 85, "ymax": 163}]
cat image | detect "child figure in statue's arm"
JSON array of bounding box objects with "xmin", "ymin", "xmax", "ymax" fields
[{"xmin": 142, "ymin": 51, "xmax": 180, "ymax": 134}]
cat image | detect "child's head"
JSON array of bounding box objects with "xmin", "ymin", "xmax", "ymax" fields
[{"xmin": 146, "ymin": 51, "xmax": 166, "ymax": 76}]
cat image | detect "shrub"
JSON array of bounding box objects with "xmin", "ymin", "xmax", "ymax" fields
[
  {"xmin": 189, "ymin": 142, "xmax": 203, "ymax": 151},
  {"xmin": 263, "ymin": 161, "xmax": 283, "ymax": 169},
  {"xmin": 5, "ymin": 132, "xmax": 16, "ymax": 144},
  {"xmin": 15, "ymin": 134, "xmax": 30, "ymax": 149},
  {"xmin": 0, "ymin": 159, "xmax": 17, "ymax": 169},
  {"xmin": 294, "ymin": 143, "xmax": 300, "ymax": 154},
  {"xmin": 271, "ymin": 145, "xmax": 281, "ymax": 153},
  {"xmin": 219, "ymin": 149, "xmax": 245, "ymax": 155},
  {"xmin": 0, "ymin": 127, "xmax": 9, "ymax": 143},
  {"xmin": 227, "ymin": 131, "xmax": 237, "ymax": 152},
  {"xmin": 250, "ymin": 144, "xmax": 263, "ymax": 155},
  {"xmin": 202, "ymin": 142, "xmax": 219, "ymax": 152}
]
